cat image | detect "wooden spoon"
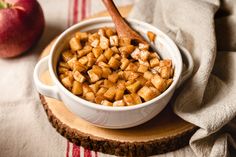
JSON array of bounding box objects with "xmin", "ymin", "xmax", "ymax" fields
[{"xmin": 102, "ymin": 0, "xmax": 148, "ymax": 44}]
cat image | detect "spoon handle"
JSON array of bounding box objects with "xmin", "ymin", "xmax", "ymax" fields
[{"xmin": 102, "ymin": 0, "xmax": 147, "ymax": 43}]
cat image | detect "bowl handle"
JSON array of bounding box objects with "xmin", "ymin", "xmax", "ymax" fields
[
  {"xmin": 33, "ymin": 56, "xmax": 61, "ymax": 100},
  {"xmin": 177, "ymin": 45, "xmax": 194, "ymax": 88}
]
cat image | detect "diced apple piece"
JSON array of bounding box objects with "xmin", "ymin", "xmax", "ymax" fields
[
  {"xmin": 126, "ymin": 81, "xmax": 141, "ymax": 93},
  {"xmin": 105, "ymin": 27, "xmax": 116, "ymax": 37},
  {"xmin": 92, "ymin": 47, "xmax": 103, "ymax": 58},
  {"xmin": 151, "ymin": 74, "xmax": 167, "ymax": 92},
  {"xmin": 159, "ymin": 59, "xmax": 172, "ymax": 67},
  {"xmin": 62, "ymin": 50, "xmax": 74, "ymax": 62},
  {"xmin": 97, "ymin": 87, "xmax": 108, "ymax": 95},
  {"xmin": 119, "ymin": 37, "xmax": 131, "ymax": 46},
  {"xmin": 120, "ymin": 58, "xmax": 130, "ymax": 70},
  {"xmin": 131, "ymin": 93, "xmax": 142, "ymax": 104},
  {"xmin": 101, "ymin": 100, "xmax": 113, "ymax": 106},
  {"xmin": 100, "ymin": 36, "xmax": 109, "ymax": 49},
  {"xmin": 123, "ymin": 94, "xmax": 135, "ymax": 106},
  {"xmin": 147, "ymin": 31, "xmax": 156, "ymax": 42},
  {"xmin": 61, "ymin": 76, "xmax": 73, "ymax": 89},
  {"xmin": 140, "ymin": 50, "xmax": 150, "ymax": 61},
  {"xmin": 143, "ymin": 71, "xmax": 153, "ymax": 80},
  {"xmin": 104, "ymin": 48, "xmax": 113, "ymax": 60},
  {"xmin": 108, "ymin": 73, "xmax": 119, "ymax": 83},
  {"xmin": 131, "ymin": 48, "xmax": 141, "ymax": 60},
  {"xmin": 73, "ymin": 71, "xmax": 86, "ymax": 83},
  {"xmin": 138, "ymin": 86, "xmax": 157, "ymax": 101},
  {"xmin": 95, "ymin": 95, "xmax": 105, "ymax": 104},
  {"xmin": 75, "ymin": 31, "xmax": 88, "ymax": 41},
  {"xmin": 88, "ymin": 69, "xmax": 101, "ymax": 83},
  {"xmin": 72, "ymin": 81, "xmax": 83, "ymax": 95},
  {"xmin": 138, "ymin": 64, "xmax": 148, "ymax": 73},
  {"xmin": 109, "ymin": 35, "xmax": 119, "ymax": 46},
  {"xmin": 96, "ymin": 54, "xmax": 107, "ymax": 63},
  {"xmin": 101, "ymin": 67, "xmax": 112, "ymax": 78},
  {"xmin": 139, "ymin": 43, "xmax": 149, "ymax": 50},
  {"xmin": 150, "ymin": 58, "xmax": 160, "ymax": 67},
  {"xmin": 113, "ymin": 100, "xmax": 125, "ymax": 107},
  {"xmin": 78, "ymin": 56, "xmax": 88, "ymax": 65},
  {"xmin": 126, "ymin": 63, "xmax": 138, "ymax": 71},
  {"xmin": 115, "ymin": 88, "xmax": 125, "ymax": 100},
  {"xmin": 108, "ymin": 57, "xmax": 120, "ymax": 70},
  {"xmin": 104, "ymin": 87, "xmax": 116, "ymax": 101},
  {"xmin": 85, "ymin": 92, "xmax": 95, "ymax": 102},
  {"xmin": 69, "ymin": 37, "xmax": 82, "ymax": 51}
]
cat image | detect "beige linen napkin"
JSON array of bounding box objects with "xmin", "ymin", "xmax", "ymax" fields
[{"xmin": 129, "ymin": 0, "xmax": 236, "ymax": 156}]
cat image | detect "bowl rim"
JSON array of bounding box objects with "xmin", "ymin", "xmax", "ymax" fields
[{"xmin": 49, "ymin": 17, "xmax": 183, "ymax": 111}]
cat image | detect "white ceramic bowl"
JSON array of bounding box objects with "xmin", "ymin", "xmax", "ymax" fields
[{"xmin": 34, "ymin": 17, "xmax": 193, "ymax": 129}]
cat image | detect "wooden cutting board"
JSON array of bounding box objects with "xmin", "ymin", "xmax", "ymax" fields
[{"xmin": 39, "ymin": 5, "xmax": 197, "ymax": 157}]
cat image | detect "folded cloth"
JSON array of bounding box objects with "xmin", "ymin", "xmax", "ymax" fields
[{"xmin": 129, "ymin": 0, "xmax": 236, "ymax": 156}]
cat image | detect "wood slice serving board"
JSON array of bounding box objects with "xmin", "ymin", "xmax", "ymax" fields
[{"xmin": 38, "ymin": 6, "xmax": 197, "ymax": 157}]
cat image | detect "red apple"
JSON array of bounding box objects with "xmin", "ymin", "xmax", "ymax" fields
[{"xmin": 0, "ymin": 0, "xmax": 45, "ymax": 58}]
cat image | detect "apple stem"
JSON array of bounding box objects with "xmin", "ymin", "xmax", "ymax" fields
[{"xmin": 0, "ymin": 1, "xmax": 11, "ymax": 9}]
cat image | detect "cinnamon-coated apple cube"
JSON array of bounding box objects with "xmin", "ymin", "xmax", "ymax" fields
[
  {"xmin": 119, "ymin": 45, "xmax": 135, "ymax": 57},
  {"xmin": 101, "ymin": 100, "xmax": 113, "ymax": 106},
  {"xmin": 120, "ymin": 58, "xmax": 130, "ymax": 70},
  {"xmin": 108, "ymin": 57, "xmax": 120, "ymax": 69},
  {"xmin": 61, "ymin": 76, "xmax": 73, "ymax": 89},
  {"xmin": 97, "ymin": 61, "xmax": 109, "ymax": 68},
  {"xmin": 140, "ymin": 50, "xmax": 150, "ymax": 61},
  {"xmin": 97, "ymin": 87, "xmax": 108, "ymax": 96},
  {"xmin": 115, "ymin": 88, "xmax": 125, "ymax": 100},
  {"xmin": 73, "ymin": 71, "xmax": 86, "ymax": 83},
  {"xmin": 89, "ymin": 83, "xmax": 99, "ymax": 93},
  {"xmin": 117, "ymin": 80, "xmax": 126, "ymax": 89},
  {"xmin": 143, "ymin": 71, "xmax": 153, "ymax": 80},
  {"xmin": 72, "ymin": 81, "xmax": 83, "ymax": 95},
  {"xmin": 152, "ymin": 66, "xmax": 161, "ymax": 74},
  {"xmin": 87, "ymin": 69, "xmax": 101, "ymax": 83},
  {"xmin": 139, "ymin": 43, "xmax": 149, "ymax": 50},
  {"xmin": 82, "ymin": 84, "xmax": 92, "ymax": 96},
  {"xmin": 118, "ymin": 71, "xmax": 125, "ymax": 79},
  {"xmin": 102, "ymin": 79, "xmax": 114, "ymax": 88},
  {"xmin": 67, "ymin": 57, "xmax": 77, "ymax": 68},
  {"xmin": 123, "ymin": 94, "xmax": 135, "ymax": 106},
  {"xmin": 101, "ymin": 67, "xmax": 112, "ymax": 78},
  {"xmin": 90, "ymin": 39, "xmax": 99, "ymax": 48},
  {"xmin": 77, "ymin": 45, "xmax": 92, "ymax": 57},
  {"xmin": 92, "ymin": 47, "xmax": 103, "ymax": 58},
  {"xmin": 94, "ymin": 95, "xmax": 105, "ymax": 104},
  {"xmin": 159, "ymin": 59, "xmax": 172, "ymax": 67},
  {"xmin": 72, "ymin": 61, "xmax": 86, "ymax": 72},
  {"xmin": 131, "ymin": 48, "xmax": 141, "ymax": 60},
  {"xmin": 104, "ymin": 86, "xmax": 116, "ymax": 101},
  {"xmin": 69, "ymin": 37, "xmax": 82, "ymax": 51},
  {"xmin": 160, "ymin": 66, "xmax": 173, "ymax": 79},
  {"xmin": 109, "ymin": 35, "xmax": 119, "ymax": 46},
  {"xmin": 96, "ymin": 54, "xmax": 107, "ymax": 63},
  {"xmin": 166, "ymin": 79, "xmax": 173, "ymax": 87},
  {"xmin": 65, "ymin": 71, "xmax": 74, "ymax": 81},
  {"xmin": 119, "ymin": 37, "xmax": 131, "ymax": 46},
  {"xmin": 151, "ymin": 74, "xmax": 167, "ymax": 92},
  {"xmin": 126, "ymin": 63, "xmax": 138, "ymax": 71},
  {"xmin": 59, "ymin": 74, "xmax": 66, "ymax": 80},
  {"xmin": 88, "ymin": 33, "xmax": 99, "ymax": 42},
  {"xmin": 108, "ymin": 73, "xmax": 119, "ymax": 83},
  {"xmin": 58, "ymin": 67, "xmax": 69, "ymax": 74},
  {"xmin": 149, "ymin": 86, "xmax": 161, "ymax": 96},
  {"xmin": 136, "ymin": 76, "xmax": 147, "ymax": 86},
  {"xmin": 104, "ymin": 48, "xmax": 113, "ymax": 60},
  {"xmin": 62, "ymin": 50, "xmax": 74, "ymax": 62},
  {"xmin": 111, "ymin": 46, "xmax": 119, "ymax": 54},
  {"xmin": 113, "ymin": 100, "xmax": 126, "ymax": 107},
  {"xmin": 147, "ymin": 31, "xmax": 156, "ymax": 42},
  {"xmin": 125, "ymin": 80, "xmax": 135, "ymax": 86},
  {"xmin": 139, "ymin": 59, "xmax": 150, "ymax": 67},
  {"xmin": 98, "ymin": 28, "xmax": 106, "ymax": 36},
  {"xmin": 138, "ymin": 86, "xmax": 157, "ymax": 101},
  {"xmin": 113, "ymin": 54, "xmax": 121, "ymax": 60},
  {"xmin": 105, "ymin": 27, "xmax": 115, "ymax": 37},
  {"xmin": 138, "ymin": 64, "xmax": 148, "ymax": 73},
  {"xmin": 78, "ymin": 56, "xmax": 88, "ymax": 65},
  {"xmin": 99, "ymin": 36, "xmax": 109, "ymax": 49},
  {"xmin": 126, "ymin": 81, "xmax": 141, "ymax": 93},
  {"xmin": 87, "ymin": 54, "xmax": 96, "ymax": 67},
  {"xmin": 92, "ymin": 65, "xmax": 103, "ymax": 77},
  {"xmin": 131, "ymin": 93, "xmax": 142, "ymax": 104},
  {"xmin": 85, "ymin": 92, "xmax": 95, "ymax": 102},
  {"xmin": 59, "ymin": 62, "xmax": 70, "ymax": 69},
  {"xmin": 150, "ymin": 58, "xmax": 160, "ymax": 67},
  {"xmin": 75, "ymin": 31, "xmax": 88, "ymax": 41},
  {"xmin": 123, "ymin": 71, "xmax": 139, "ymax": 80}
]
